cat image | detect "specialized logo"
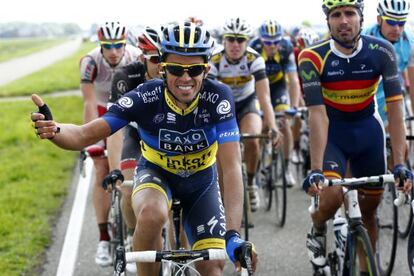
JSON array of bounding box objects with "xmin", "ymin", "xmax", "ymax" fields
[
  {"xmin": 159, "ymin": 129, "xmax": 209, "ymax": 153},
  {"xmin": 327, "ymin": 161, "xmax": 339, "ymax": 170},
  {"xmin": 153, "ymin": 113, "xmax": 165, "ymax": 124},
  {"xmin": 118, "ymin": 97, "xmax": 133, "ymax": 108},
  {"xmin": 216, "ymin": 100, "xmax": 231, "ymax": 115},
  {"xmin": 196, "ymin": 225, "xmax": 205, "ymax": 235},
  {"xmin": 301, "ymin": 69, "xmax": 317, "ymax": 81},
  {"xmin": 116, "ymin": 80, "xmax": 128, "ymax": 93}
]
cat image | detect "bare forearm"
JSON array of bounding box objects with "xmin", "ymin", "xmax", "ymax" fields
[
  {"xmin": 223, "ymin": 165, "xmax": 244, "ymax": 231},
  {"xmin": 287, "ymin": 72, "xmax": 301, "ymax": 107},
  {"xmin": 388, "ymin": 101, "xmax": 406, "ymax": 165},
  {"xmin": 83, "ymin": 101, "xmax": 98, "ymax": 123},
  {"xmin": 309, "ymin": 107, "xmax": 328, "ymax": 170},
  {"xmin": 107, "ymin": 129, "xmax": 124, "ymax": 170}
]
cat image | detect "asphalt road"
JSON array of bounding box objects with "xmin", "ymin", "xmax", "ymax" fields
[
  {"xmin": 40, "ymin": 165, "xmax": 411, "ymax": 276},
  {"xmin": 0, "ymin": 37, "xmax": 82, "ymax": 86}
]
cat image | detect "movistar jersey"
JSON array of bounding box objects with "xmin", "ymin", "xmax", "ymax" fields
[
  {"xmin": 249, "ymin": 37, "xmax": 297, "ymax": 85},
  {"xmin": 208, "ymin": 45, "xmax": 267, "ymax": 102},
  {"xmin": 103, "ymin": 78, "xmax": 240, "ymax": 177},
  {"xmin": 299, "ymin": 36, "xmax": 402, "ymax": 121},
  {"xmin": 362, "ymin": 25, "xmax": 414, "ymax": 122}
]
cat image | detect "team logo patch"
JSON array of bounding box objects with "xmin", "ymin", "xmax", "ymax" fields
[
  {"xmin": 216, "ymin": 100, "xmax": 231, "ymax": 115},
  {"xmin": 153, "ymin": 113, "xmax": 165, "ymax": 124},
  {"xmin": 116, "ymin": 80, "xmax": 128, "ymax": 93},
  {"xmin": 159, "ymin": 129, "xmax": 208, "ymax": 153},
  {"xmin": 118, "ymin": 97, "xmax": 133, "ymax": 108}
]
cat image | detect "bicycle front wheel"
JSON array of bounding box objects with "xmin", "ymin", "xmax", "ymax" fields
[
  {"xmin": 376, "ymin": 182, "xmax": 398, "ymax": 276},
  {"xmin": 398, "ymin": 187, "xmax": 413, "ymax": 238},
  {"xmin": 408, "ymin": 222, "xmax": 414, "ymax": 276},
  {"xmin": 345, "ymin": 224, "xmax": 378, "ymax": 276},
  {"xmin": 272, "ymin": 150, "xmax": 287, "ymax": 227}
]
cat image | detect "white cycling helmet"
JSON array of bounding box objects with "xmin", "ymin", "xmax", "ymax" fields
[
  {"xmin": 297, "ymin": 28, "xmax": 320, "ymax": 48},
  {"xmin": 378, "ymin": 0, "xmax": 410, "ymax": 19},
  {"xmin": 222, "ymin": 17, "xmax": 253, "ymax": 37},
  {"xmin": 97, "ymin": 21, "xmax": 128, "ymax": 41}
]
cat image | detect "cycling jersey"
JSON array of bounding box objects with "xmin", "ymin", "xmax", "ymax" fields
[
  {"xmin": 299, "ymin": 35, "xmax": 402, "ymax": 121},
  {"xmin": 103, "ymin": 78, "xmax": 240, "ymax": 178},
  {"xmin": 249, "ymin": 38, "xmax": 297, "ymax": 84},
  {"xmin": 109, "ymin": 60, "xmax": 146, "ymax": 104},
  {"xmin": 299, "ymin": 35, "xmax": 402, "ymax": 182},
  {"xmin": 249, "ymin": 38, "xmax": 297, "ymax": 111},
  {"xmin": 208, "ymin": 46, "xmax": 267, "ymax": 102},
  {"xmin": 362, "ymin": 25, "xmax": 414, "ymax": 123},
  {"xmin": 79, "ymin": 45, "xmax": 140, "ymax": 106}
]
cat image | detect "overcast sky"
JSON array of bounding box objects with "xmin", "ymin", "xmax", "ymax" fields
[{"xmin": 2, "ymin": 0, "xmax": 413, "ymax": 30}]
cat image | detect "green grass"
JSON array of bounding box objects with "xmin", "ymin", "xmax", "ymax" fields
[
  {"xmin": 0, "ymin": 38, "xmax": 69, "ymax": 63},
  {"xmin": 0, "ymin": 96, "xmax": 83, "ymax": 275},
  {"xmin": 0, "ymin": 41, "xmax": 96, "ymax": 97}
]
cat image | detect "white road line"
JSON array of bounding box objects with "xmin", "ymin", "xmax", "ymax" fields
[{"xmin": 56, "ymin": 158, "xmax": 93, "ymax": 276}]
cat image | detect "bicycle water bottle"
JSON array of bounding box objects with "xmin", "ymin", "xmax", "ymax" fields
[{"xmin": 333, "ymin": 216, "xmax": 347, "ymax": 271}]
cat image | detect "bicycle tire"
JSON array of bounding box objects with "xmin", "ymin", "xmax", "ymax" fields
[
  {"xmin": 242, "ymin": 163, "xmax": 250, "ymax": 241},
  {"xmin": 376, "ymin": 182, "xmax": 398, "ymax": 276},
  {"xmin": 344, "ymin": 224, "xmax": 378, "ymax": 276},
  {"xmin": 260, "ymin": 142, "xmax": 273, "ymax": 211},
  {"xmin": 273, "ymin": 150, "xmax": 287, "ymax": 227},
  {"xmin": 111, "ymin": 191, "xmax": 129, "ymax": 275},
  {"xmin": 398, "ymin": 175, "xmax": 413, "ymax": 238},
  {"xmin": 408, "ymin": 222, "xmax": 414, "ymax": 276}
]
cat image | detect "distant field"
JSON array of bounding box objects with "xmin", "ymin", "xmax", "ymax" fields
[
  {"xmin": 0, "ymin": 37, "xmax": 69, "ymax": 63},
  {"xmin": 0, "ymin": 41, "xmax": 96, "ymax": 97}
]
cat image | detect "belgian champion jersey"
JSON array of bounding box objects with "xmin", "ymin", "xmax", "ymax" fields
[
  {"xmin": 102, "ymin": 78, "xmax": 240, "ymax": 177},
  {"xmin": 298, "ymin": 35, "xmax": 402, "ymax": 120}
]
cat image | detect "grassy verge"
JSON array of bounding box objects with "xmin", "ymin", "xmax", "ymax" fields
[
  {"xmin": 0, "ymin": 41, "xmax": 96, "ymax": 97},
  {"xmin": 0, "ymin": 38, "xmax": 69, "ymax": 63},
  {"xmin": 0, "ymin": 96, "xmax": 83, "ymax": 275}
]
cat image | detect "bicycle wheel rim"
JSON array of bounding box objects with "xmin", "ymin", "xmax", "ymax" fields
[
  {"xmin": 347, "ymin": 225, "xmax": 378, "ymax": 276},
  {"xmin": 376, "ymin": 182, "xmax": 398, "ymax": 276},
  {"xmin": 273, "ymin": 151, "xmax": 287, "ymax": 227},
  {"xmin": 398, "ymin": 187, "xmax": 413, "ymax": 238},
  {"xmin": 408, "ymin": 223, "xmax": 414, "ymax": 276}
]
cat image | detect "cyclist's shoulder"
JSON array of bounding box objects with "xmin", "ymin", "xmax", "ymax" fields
[
  {"xmin": 249, "ymin": 37, "xmax": 263, "ymax": 52},
  {"xmin": 361, "ymin": 24, "xmax": 379, "ymax": 36},
  {"xmin": 245, "ymin": 47, "xmax": 262, "ymax": 61},
  {"xmin": 80, "ymin": 46, "xmax": 101, "ymax": 65},
  {"xmin": 211, "ymin": 45, "xmax": 225, "ymax": 62},
  {"xmin": 298, "ymin": 39, "xmax": 330, "ymax": 61},
  {"xmin": 117, "ymin": 60, "xmax": 146, "ymax": 76},
  {"xmin": 124, "ymin": 44, "xmax": 141, "ymax": 57},
  {"xmin": 202, "ymin": 78, "xmax": 233, "ymax": 100}
]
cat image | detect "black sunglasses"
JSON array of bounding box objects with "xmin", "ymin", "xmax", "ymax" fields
[
  {"xmin": 225, "ymin": 36, "xmax": 247, "ymax": 44},
  {"xmin": 161, "ymin": 63, "xmax": 208, "ymax": 77}
]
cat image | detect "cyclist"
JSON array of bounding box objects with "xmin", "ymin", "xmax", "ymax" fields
[
  {"xmin": 78, "ymin": 21, "xmax": 140, "ymax": 267},
  {"xmin": 362, "ymin": 0, "xmax": 414, "ymax": 126},
  {"xmin": 31, "ymin": 21, "xmax": 257, "ymax": 275},
  {"xmin": 250, "ymin": 19, "xmax": 301, "ymax": 187},
  {"xmin": 105, "ymin": 25, "xmax": 161, "ymax": 273},
  {"xmin": 299, "ymin": 0, "xmax": 413, "ymax": 273},
  {"xmin": 209, "ymin": 17, "xmax": 281, "ymax": 212}
]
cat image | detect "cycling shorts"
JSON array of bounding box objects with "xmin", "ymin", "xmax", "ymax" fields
[
  {"xmin": 120, "ymin": 125, "xmax": 141, "ymax": 170},
  {"xmin": 235, "ymin": 94, "xmax": 261, "ymax": 122},
  {"xmin": 269, "ymin": 82, "xmax": 289, "ymax": 112},
  {"xmin": 323, "ymin": 115, "xmax": 387, "ymax": 189},
  {"xmin": 132, "ymin": 158, "xmax": 226, "ymax": 250}
]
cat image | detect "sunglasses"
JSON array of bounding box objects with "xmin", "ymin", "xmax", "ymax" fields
[
  {"xmin": 143, "ymin": 54, "xmax": 160, "ymax": 64},
  {"xmin": 382, "ymin": 16, "xmax": 406, "ymax": 27},
  {"xmin": 224, "ymin": 35, "xmax": 248, "ymax": 43},
  {"xmin": 262, "ymin": 39, "xmax": 281, "ymax": 46},
  {"xmin": 100, "ymin": 40, "xmax": 126, "ymax": 50},
  {"xmin": 161, "ymin": 62, "xmax": 208, "ymax": 77}
]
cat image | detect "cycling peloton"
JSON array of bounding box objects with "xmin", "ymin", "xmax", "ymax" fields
[
  {"xmin": 363, "ymin": 0, "xmax": 414, "ymax": 126},
  {"xmin": 31, "ymin": 21, "xmax": 257, "ymax": 275},
  {"xmin": 209, "ymin": 17, "xmax": 281, "ymax": 212},
  {"xmin": 78, "ymin": 21, "xmax": 140, "ymax": 266},
  {"xmin": 250, "ymin": 19, "xmax": 301, "ymax": 187},
  {"xmin": 299, "ymin": 0, "xmax": 412, "ymax": 274}
]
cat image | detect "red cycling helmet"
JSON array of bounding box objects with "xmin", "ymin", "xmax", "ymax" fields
[{"xmin": 137, "ymin": 26, "xmax": 161, "ymax": 52}]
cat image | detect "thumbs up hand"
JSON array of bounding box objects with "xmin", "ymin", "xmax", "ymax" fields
[{"xmin": 31, "ymin": 94, "xmax": 60, "ymax": 139}]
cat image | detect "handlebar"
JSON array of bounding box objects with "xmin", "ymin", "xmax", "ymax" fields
[
  {"xmin": 308, "ymin": 174, "xmax": 396, "ymax": 214},
  {"xmin": 125, "ymin": 249, "xmax": 227, "ymax": 263}
]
